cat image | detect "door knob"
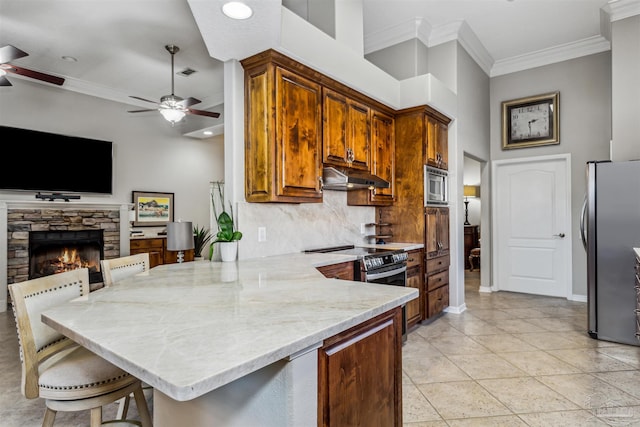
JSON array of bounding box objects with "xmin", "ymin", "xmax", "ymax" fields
[{"xmin": 554, "ymin": 233, "xmax": 565, "ymax": 238}]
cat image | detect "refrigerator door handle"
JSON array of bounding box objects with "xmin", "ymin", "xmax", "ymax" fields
[{"xmin": 580, "ymin": 195, "xmax": 588, "ymax": 251}]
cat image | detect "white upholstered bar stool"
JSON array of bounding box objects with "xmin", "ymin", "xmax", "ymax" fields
[
  {"xmin": 8, "ymin": 268, "xmax": 152, "ymax": 427},
  {"xmin": 100, "ymin": 252, "xmax": 151, "ymax": 419},
  {"xmin": 100, "ymin": 253, "xmax": 150, "ymax": 287}
]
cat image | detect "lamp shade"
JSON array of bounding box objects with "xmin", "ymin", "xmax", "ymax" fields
[
  {"xmin": 463, "ymin": 185, "xmax": 480, "ymax": 198},
  {"xmin": 167, "ymin": 221, "xmax": 194, "ymax": 251}
]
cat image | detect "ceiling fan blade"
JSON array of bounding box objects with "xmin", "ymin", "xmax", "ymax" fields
[
  {"xmin": 129, "ymin": 95, "xmax": 159, "ymax": 105},
  {"xmin": 179, "ymin": 97, "xmax": 201, "ymax": 108},
  {"xmin": 187, "ymin": 108, "xmax": 220, "ymax": 118},
  {"xmin": 9, "ymin": 65, "xmax": 65, "ymax": 86},
  {"xmin": 0, "ymin": 44, "xmax": 28, "ymax": 64},
  {"xmin": 128, "ymin": 109, "xmax": 158, "ymax": 113},
  {"xmin": 0, "ymin": 74, "xmax": 12, "ymax": 86}
]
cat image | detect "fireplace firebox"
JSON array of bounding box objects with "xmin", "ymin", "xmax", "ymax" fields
[{"xmin": 29, "ymin": 230, "xmax": 104, "ymax": 284}]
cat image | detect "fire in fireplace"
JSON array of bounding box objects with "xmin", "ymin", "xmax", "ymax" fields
[{"xmin": 29, "ymin": 230, "xmax": 104, "ymax": 284}]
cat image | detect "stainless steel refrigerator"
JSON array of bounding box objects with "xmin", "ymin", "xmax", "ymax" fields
[{"xmin": 581, "ymin": 160, "xmax": 640, "ymax": 346}]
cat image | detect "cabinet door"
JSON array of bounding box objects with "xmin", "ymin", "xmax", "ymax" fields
[
  {"xmin": 276, "ymin": 67, "xmax": 323, "ymax": 200},
  {"xmin": 130, "ymin": 238, "xmax": 164, "ymax": 268},
  {"xmin": 316, "ymin": 261, "xmax": 355, "ymax": 280},
  {"xmin": 323, "ymin": 88, "xmax": 370, "ymax": 170},
  {"xmin": 318, "ymin": 309, "xmax": 402, "ymax": 427},
  {"xmin": 425, "ymin": 116, "xmax": 448, "ymax": 170},
  {"xmin": 406, "ymin": 265, "xmax": 422, "ymax": 327},
  {"xmin": 370, "ymin": 110, "xmax": 395, "ymax": 203},
  {"xmin": 425, "ymin": 207, "xmax": 449, "ymax": 259},
  {"xmin": 427, "ymin": 284, "xmax": 449, "ymax": 318},
  {"xmin": 438, "ymin": 207, "xmax": 450, "ymax": 255}
]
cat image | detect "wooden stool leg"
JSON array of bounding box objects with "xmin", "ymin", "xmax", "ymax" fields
[
  {"xmin": 43, "ymin": 408, "xmax": 57, "ymax": 427},
  {"xmin": 133, "ymin": 386, "xmax": 153, "ymax": 427},
  {"xmin": 90, "ymin": 406, "xmax": 103, "ymax": 427},
  {"xmin": 469, "ymin": 254, "xmax": 474, "ymax": 271}
]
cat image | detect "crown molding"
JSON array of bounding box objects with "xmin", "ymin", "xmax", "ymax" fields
[
  {"xmin": 363, "ymin": 17, "xmax": 429, "ymax": 54},
  {"xmin": 490, "ymin": 35, "xmax": 611, "ymax": 77},
  {"xmin": 603, "ymin": 0, "xmax": 640, "ymax": 22}
]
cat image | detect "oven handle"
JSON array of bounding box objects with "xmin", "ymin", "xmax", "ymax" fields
[{"xmin": 365, "ymin": 265, "xmax": 407, "ymax": 281}]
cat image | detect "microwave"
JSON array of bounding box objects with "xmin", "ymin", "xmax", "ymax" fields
[{"xmin": 424, "ymin": 165, "xmax": 448, "ymax": 205}]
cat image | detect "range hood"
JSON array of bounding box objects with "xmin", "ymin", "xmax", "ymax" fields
[{"xmin": 322, "ymin": 167, "xmax": 390, "ymax": 191}]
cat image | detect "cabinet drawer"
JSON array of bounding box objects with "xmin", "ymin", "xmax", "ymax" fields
[
  {"xmin": 427, "ymin": 285, "xmax": 449, "ymax": 318},
  {"xmin": 427, "ymin": 270, "xmax": 448, "ymax": 292},
  {"xmin": 426, "ymin": 254, "xmax": 449, "ymax": 273},
  {"xmin": 406, "ymin": 250, "xmax": 423, "ymax": 269},
  {"xmin": 131, "ymin": 238, "xmax": 163, "ymax": 250},
  {"xmin": 317, "ymin": 261, "xmax": 355, "ymax": 281}
]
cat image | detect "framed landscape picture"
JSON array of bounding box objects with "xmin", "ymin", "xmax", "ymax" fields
[
  {"xmin": 501, "ymin": 92, "xmax": 559, "ymax": 149},
  {"xmin": 132, "ymin": 191, "xmax": 174, "ymax": 227}
]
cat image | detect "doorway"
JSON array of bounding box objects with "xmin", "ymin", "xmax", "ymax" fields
[{"xmin": 492, "ymin": 154, "xmax": 572, "ymax": 298}]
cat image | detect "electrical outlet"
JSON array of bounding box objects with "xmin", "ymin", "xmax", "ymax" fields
[
  {"xmin": 258, "ymin": 227, "xmax": 267, "ymax": 242},
  {"xmin": 360, "ymin": 223, "xmax": 366, "ymax": 235}
]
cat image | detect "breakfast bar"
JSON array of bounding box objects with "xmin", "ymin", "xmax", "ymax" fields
[{"xmin": 41, "ymin": 253, "xmax": 417, "ymax": 426}]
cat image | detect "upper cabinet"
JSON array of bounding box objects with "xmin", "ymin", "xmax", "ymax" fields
[
  {"xmin": 425, "ymin": 114, "xmax": 449, "ymax": 170},
  {"xmin": 323, "ymin": 88, "xmax": 370, "ymax": 171},
  {"xmin": 242, "ymin": 51, "xmax": 323, "ymax": 203},
  {"xmin": 241, "ymin": 49, "xmax": 397, "ymax": 205},
  {"xmin": 348, "ymin": 109, "xmax": 395, "ymax": 206}
]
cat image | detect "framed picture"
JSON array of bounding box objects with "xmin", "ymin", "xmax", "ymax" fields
[
  {"xmin": 132, "ymin": 191, "xmax": 174, "ymax": 227},
  {"xmin": 501, "ymin": 92, "xmax": 559, "ymax": 149}
]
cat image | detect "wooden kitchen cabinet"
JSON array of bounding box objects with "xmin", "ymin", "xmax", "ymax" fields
[
  {"xmin": 424, "ymin": 207, "xmax": 450, "ymax": 319},
  {"xmin": 242, "ymin": 50, "xmax": 323, "ymax": 203},
  {"xmin": 425, "ymin": 207, "xmax": 450, "ymax": 260},
  {"xmin": 405, "ymin": 249, "xmax": 424, "ymax": 329},
  {"xmin": 347, "ymin": 109, "xmax": 395, "ymax": 206},
  {"xmin": 316, "ymin": 261, "xmax": 355, "ymax": 281},
  {"xmin": 130, "ymin": 237, "xmax": 194, "ymax": 268},
  {"xmin": 318, "ymin": 308, "xmax": 403, "ymax": 427},
  {"xmin": 322, "ymin": 87, "xmax": 370, "ymax": 171},
  {"xmin": 425, "ymin": 114, "xmax": 449, "ymax": 170}
]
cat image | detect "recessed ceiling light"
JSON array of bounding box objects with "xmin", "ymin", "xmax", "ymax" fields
[
  {"xmin": 203, "ymin": 130, "xmax": 213, "ymax": 136},
  {"xmin": 61, "ymin": 55, "xmax": 78, "ymax": 62},
  {"xmin": 222, "ymin": 2, "xmax": 253, "ymax": 20}
]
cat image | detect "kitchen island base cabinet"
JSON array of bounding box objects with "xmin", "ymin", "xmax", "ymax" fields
[
  {"xmin": 318, "ymin": 308, "xmax": 403, "ymax": 427},
  {"xmin": 153, "ymin": 344, "xmax": 319, "ymax": 427}
]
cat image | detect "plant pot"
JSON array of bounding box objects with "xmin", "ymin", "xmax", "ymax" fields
[{"xmin": 219, "ymin": 241, "xmax": 238, "ymax": 262}]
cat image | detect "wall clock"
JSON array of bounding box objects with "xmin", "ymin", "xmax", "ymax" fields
[{"xmin": 501, "ymin": 92, "xmax": 559, "ymax": 149}]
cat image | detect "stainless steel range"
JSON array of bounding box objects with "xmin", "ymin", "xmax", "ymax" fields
[{"xmin": 304, "ymin": 245, "xmax": 408, "ymax": 338}]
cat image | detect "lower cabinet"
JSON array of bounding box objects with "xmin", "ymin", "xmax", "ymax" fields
[
  {"xmin": 316, "ymin": 261, "xmax": 355, "ymax": 280},
  {"xmin": 130, "ymin": 237, "xmax": 194, "ymax": 268},
  {"xmin": 405, "ymin": 249, "xmax": 423, "ymax": 329},
  {"xmin": 318, "ymin": 308, "xmax": 403, "ymax": 427},
  {"xmin": 425, "ymin": 254, "xmax": 449, "ymax": 319}
]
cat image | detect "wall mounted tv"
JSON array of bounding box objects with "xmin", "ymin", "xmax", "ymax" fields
[{"xmin": 0, "ymin": 126, "xmax": 113, "ymax": 195}]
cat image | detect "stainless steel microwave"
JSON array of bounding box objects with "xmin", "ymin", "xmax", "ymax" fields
[{"xmin": 424, "ymin": 165, "xmax": 448, "ymax": 205}]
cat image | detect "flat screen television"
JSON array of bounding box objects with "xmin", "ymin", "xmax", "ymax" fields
[{"xmin": 0, "ymin": 126, "xmax": 113, "ymax": 195}]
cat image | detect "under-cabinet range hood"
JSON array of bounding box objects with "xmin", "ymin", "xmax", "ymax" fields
[{"xmin": 322, "ymin": 167, "xmax": 390, "ymax": 191}]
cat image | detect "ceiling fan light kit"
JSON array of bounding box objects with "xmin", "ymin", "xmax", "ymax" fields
[{"xmin": 128, "ymin": 44, "xmax": 220, "ymax": 125}]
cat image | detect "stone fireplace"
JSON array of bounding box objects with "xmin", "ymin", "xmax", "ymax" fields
[{"xmin": 1, "ymin": 201, "xmax": 132, "ymax": 311}]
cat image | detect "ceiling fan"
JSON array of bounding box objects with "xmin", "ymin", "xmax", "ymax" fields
[
  {"xmin": 0, "ymin": 44, "xmax": 65, "ymax": 87},
  {"xmin": 128, "ymin": 44, "xmax": 220, "ymax": 125}
]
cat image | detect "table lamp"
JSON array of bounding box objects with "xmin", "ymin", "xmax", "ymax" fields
[
  {"xmin": 167, "ymin": 221, "xmax": 194, "ymax": 263},
  {"xmin": 463, "ymin": 185, "xmax": 480, "ymax": 226}
]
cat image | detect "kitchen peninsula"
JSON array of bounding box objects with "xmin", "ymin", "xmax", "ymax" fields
[{"xmin": 42, "ymin": 253, "xmax": 417, "ymax": 426}]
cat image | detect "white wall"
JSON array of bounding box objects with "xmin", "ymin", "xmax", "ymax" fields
[
  {"xmin": 490, "ymin": 52, "xmax": 612, "ymax": 297},
  {"xmin": 0, "ymin": 77, "xmax": 224, "ymax": 234}
]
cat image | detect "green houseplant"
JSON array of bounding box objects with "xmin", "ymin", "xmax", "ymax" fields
[
  {"xmin": 210, "ymin": 183, "xmax": 242, "ymax": 261},
  {"xmin": 192, "ymin": 224, "xmax": 213, "ymax": 259}
]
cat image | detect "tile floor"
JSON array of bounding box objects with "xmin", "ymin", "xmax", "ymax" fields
[{"xmin": 1, "ymin": 270, "xmax": 639, "ymax": 426}]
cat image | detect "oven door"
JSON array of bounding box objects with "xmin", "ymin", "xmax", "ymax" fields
[{"xmin": 364, "ymin": 264, "xmax": 408, "ymax": 340}]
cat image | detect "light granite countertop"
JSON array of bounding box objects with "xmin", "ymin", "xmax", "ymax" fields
[{"xmin": 42, "ymin": 253, "xmax": 417, "ymax": 402}]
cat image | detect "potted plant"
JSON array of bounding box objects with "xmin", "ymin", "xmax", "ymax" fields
[
  {"xmin": 210, "ymin": 183, "xmax": 242, "ymax": 262},
  {"xmin": 192, "ymin": 224, "xmax": 213, "ymax": 259}
]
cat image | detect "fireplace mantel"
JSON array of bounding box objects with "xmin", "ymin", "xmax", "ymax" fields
[{"xmin": 1, "ymin": 200, "xmax": 132, "ymax": 312}]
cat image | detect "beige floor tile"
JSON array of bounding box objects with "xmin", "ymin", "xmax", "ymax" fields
[
  {"xmin": 403, "ymin": 335, "xmax": 445, "ymax": 360},
  {"xmin": 447, "ymin": 319, "xmax": 507, "ymax": 336},
  {"xmin": 596, "ymin": 345, "xmax": 640, "ymax": 369},
  {"xmin": 593, "ymin": 370, "xmax": 640, "ymax": 399},
  {"xmin": 477, "ymin": 377, "xmax": 579, "ymax": 413},
  {"xmin": 590, "ymin": 405, "xmax": 640, "ymax": 426},
  {"xmin": 469, "ymin": 333, "xmax": 538, "ymax": 353},
  {"xmin": 525, "ymin": 316, "xmax": 586, "ymax": 332},
  {"xmin": 403, "ymin": 355, "xmax": 470, "ymax": 384},
  {"xmin": 537, "ymin": 373, "xmax": 640, "ymax": 409},
  {"xmin": 499, "ymin": 308, "xmax": 549, "ymax": 319},
  {"xmin": 412, "ymin": 320, "xmax": 465, "ymax": 340},
  {"xmin": 403, "ymin": 421, "xmax": 449, "ymax": 427},
  {"xmin": 548, "ymin": 348, "xmax": 637, "ymax": 372},
  {"xmin": 417, "ymin": 381, "xmax": 512, "ymax": 419},
  {"xmin": 446, "ymin": 415, "xmax": 529, "ymax": 426},
  {"xmin": 447, "ymin": 353, "xmax": 527, "ymax": 380},
  {"xmin": 426, "ymin": 335, "xmax": 491, "ymax": 356},
  {"xmin": 494, "ymin": 319, "xmax": 548, "ymax": 334},
  {"xmin": 402, "ymin": 383, "xmax": 442, "ymax": 423},
  {"xmin": 513, "ymin": 331, "xmax": 590, "ymax": 350},
  {"xmin": 464, "ymin": 308, "xmax": 513, "ymax": 322},
  {"xmin": 498, "ymin": 350, "xmax": 581, "ymax": 376},
  {"xmin": 517, "ymin": 409, "xmax": 610, "ymax": 426}
]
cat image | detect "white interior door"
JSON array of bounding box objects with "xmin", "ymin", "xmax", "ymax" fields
[{"xmin": 492, "ymin": 155, "xmax": 571, "ymax": 297}]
